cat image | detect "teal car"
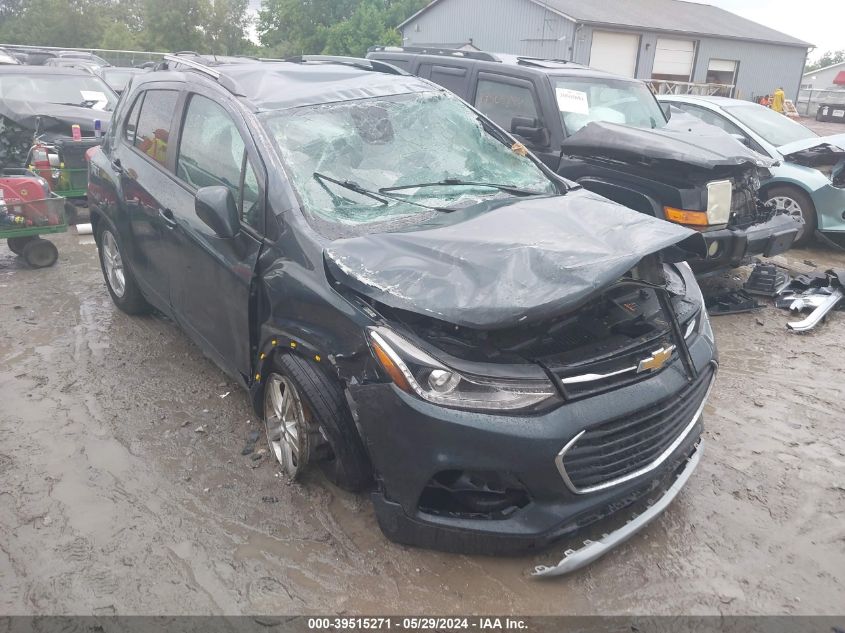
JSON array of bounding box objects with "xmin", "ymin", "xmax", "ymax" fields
[{"xmin": 659, "ymin": 95, "xmax": 845, "ymax": 247}]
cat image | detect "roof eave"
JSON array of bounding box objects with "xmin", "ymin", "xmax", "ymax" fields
[
  {"xmin": 577, "ymin": 20, "xmax": 811, "ymax": 49},
  {"xmin": 803, "ymin": 60, "xmax": 845, "ymax": 76}
]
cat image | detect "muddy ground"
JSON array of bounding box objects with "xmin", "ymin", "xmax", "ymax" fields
[{"xmin": 1, "ymin": 228, "xmax": 844, "ymax": 616}]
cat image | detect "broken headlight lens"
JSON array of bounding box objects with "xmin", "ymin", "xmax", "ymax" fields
[{"xmin": 368, "ymin": 327, "xmax": 557, "ymax": 412}]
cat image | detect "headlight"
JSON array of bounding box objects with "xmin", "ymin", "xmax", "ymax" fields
[
  {"xmin": 368, "ymin": 327, "xmax": 558, "ymax": 412},
  {"xmin": 663, "ymin": 179, "xmax": 733, "ymax": 227},
  {"xmin": 705, "ymin": 179, "xmax": 732, "ymax": 225},
  {"xmin": 676, "ymin": 262, "xmax": 714, "ymax": 342}
]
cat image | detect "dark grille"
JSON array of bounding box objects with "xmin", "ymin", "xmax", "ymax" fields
[{"xmin": 560, "ymin": 366, "xmax": 713, "ymax": 492}]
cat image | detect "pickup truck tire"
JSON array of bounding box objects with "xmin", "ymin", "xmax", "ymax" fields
[
  {"xmin": 96, "ymin": 225, "xmax": 151, "ymax": 314},
  {"xmin": 265, "ymin": 352, "xmax": 372, "ymax": 492},
  {"xmin": 766, "ymin": 186, "xmax": 816, "ymax": 248}
]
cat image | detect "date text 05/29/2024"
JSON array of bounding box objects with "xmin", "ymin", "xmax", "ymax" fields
[{"xmin": 307, "ymin": 618, "xmax": 528, "ymax": 630}]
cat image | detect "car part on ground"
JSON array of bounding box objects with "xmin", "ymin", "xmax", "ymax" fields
[
  {"xmin": 784, "ymin": 288, "xmax": 844, "ymax": 331},
  {"xmin": 771, "ymin": 267, "xmax": 845, "ymax": 332},
  {"xmin": 705, "ymin": 289, "xmax": 763, "ymax": 315},
  {"xmin": 743, "ymin": 262, "xmax": 791, "ymax": 296},
  {"xmin": 87, "ymin": 54, "xmax": 718, "ymax": 570}
]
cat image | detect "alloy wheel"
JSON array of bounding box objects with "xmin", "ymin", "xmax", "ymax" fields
[
  {"xmin": 263, "ymin": 373, "xmax": 311, "ymax": 478},
  {"xmin": 769, "ymin": 195, "xmax": 805, "ymax": 241},
  {"xmin": 101, "ymin": 230, "xmax": 126, "ymax": 298}
]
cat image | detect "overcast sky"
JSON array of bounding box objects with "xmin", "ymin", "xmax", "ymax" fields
[{"xmin": 698, "ymin": 0, "xmax": 841, "ymax": 59}]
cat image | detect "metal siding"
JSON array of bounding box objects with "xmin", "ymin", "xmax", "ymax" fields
[
  {"xmin": 692, "ymin": 38, "xmax": 808, "ymax": 101},
  {"xmin": 802, "ymin": 64, "xmax": 845, "ymax": 90},
  {"xmin": 401, "ymin": 0, "xmax": 576, "ymax": 60}
]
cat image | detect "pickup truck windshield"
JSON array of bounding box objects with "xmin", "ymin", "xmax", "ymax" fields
[
  {"xmin": 555, "ymin": 78, "xmax": 667, "ymax": 135},
  {"xmin": 265, "ymin": 92, "xmax": 557, "ymax": 238},
  {"xmin": 724, "ymin": 103, "xmax": 817, "ymax": 148}
]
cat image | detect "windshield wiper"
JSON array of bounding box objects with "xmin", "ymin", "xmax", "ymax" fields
[
  {"xmin": 380, "ymin": 178, "xmax": 546, "ymax": 197},
  {"xmin": 312, "ymin": 172, "xmax": 455, "ymax": 212}
]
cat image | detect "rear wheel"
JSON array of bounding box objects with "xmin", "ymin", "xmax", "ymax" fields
[
  {"xmin": 263, "ymin": 353, "xmax": 371, "ymax": 492},
  {"xmin": 22, "ymin": 238, "xmax": 58, "ymax": 268},
  {"xmin": 7, "ymin": 236, "xmax": 36, "ymax": 255},
  {"xmin": 766, "ymin": 185, "xmax": 817, "ymax": 248},
  {"xmin": 97, "ymin": 225, "xmax": 150, "ymax": 314}
]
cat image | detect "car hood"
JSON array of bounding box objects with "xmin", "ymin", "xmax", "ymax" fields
[
  {"xmin": 0, "ymin": 97, "xmax": 111, "ymax": 137},
  {"xmin": 561, "ymin": 120, "xmax": 773, "ymax": 171},
  {"xmin": 324, "ymin": 190, "xmax": 705, "ymax": 329},
  {"xmin": 777, "ymin": 134, "xmax": 845, "ymax": 159}
]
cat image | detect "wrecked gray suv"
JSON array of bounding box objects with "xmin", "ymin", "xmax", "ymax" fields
[{"xmin": 88, "ymin": 55, "xmax": 717, "ymax": 575}]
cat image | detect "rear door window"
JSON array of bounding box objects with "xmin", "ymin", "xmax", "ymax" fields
[
  {"xmin": 176, "ymin": 93, "xmax": 262, "ymax": 229},
  {"xmin": 123, "ymin": 93, "xmax": 144, "ymax": 144},
  {"xmin": 474, "ymin": 77, "xmax": 540, "ymax": 131},
  {"xmin": 133, "ymin": 89, "xmax": 179, "ymax": 167}
]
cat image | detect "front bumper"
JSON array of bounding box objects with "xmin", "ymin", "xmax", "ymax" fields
[
  {"xmin": 690, "ymin": 213, "xmax": 798, "ymax": 275},
  {"xmin": 349, "ymin": 334, "xmax": 716, "ymax": 556}
]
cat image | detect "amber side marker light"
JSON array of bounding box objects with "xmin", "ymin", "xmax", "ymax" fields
[
  {"xmin": 370, "ymin": 335, "xmax": 411, "ymax": 392},
  {"xmin": 664, "ymin": 206, "xmax": 710, "ymax": 227}
]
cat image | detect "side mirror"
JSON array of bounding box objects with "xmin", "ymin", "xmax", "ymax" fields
[
  {"xmin": 195, "ymin": 186, "xmax": 239, "ymax": 239},
  {"xmin": 511, "ymin": 116, "xmax": 546, "ymax": 143},
  {"xmin": 660, "ymin": 102, "xmax": 672, "ymax": 120}
]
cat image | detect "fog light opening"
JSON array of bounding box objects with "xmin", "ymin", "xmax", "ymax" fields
[
  {"xmin": 707, "ymin": 240, "xmax": 721, "ymax": 258},
  {"xmin": 418, "ymin": 470, "xmax": 530, "ymax": 520}
]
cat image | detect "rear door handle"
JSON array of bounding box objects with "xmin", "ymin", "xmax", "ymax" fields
[
  {"xmin": 111, "ymin": 158, "xmax": 124, "ymax": 174},
  {"xmin": 158, "ymin": 208, "xmax": 178, "ymax": 229}
]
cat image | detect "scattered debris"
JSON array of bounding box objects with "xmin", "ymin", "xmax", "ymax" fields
[
  {"xmin": 774, "ymin": 268, "xmax": 845, "ymax": 332},
  {"xmin": 248, "ymin": 430, "xmax": 260, "ymax": 443},
  {"xmin": 706, "ymin": 290, "xmax": 762, "ymax": 315},
  {"xmin": 218, "ymin": 391, "xmax": 230, "ymax": 399},
  {"xmin": 194, "ymin": 425, "xmax": 206, "ymax": 433},
  {"xmin": 261, "ymin": 496, "xmax": 280, "ymax": 503},
  {"xmin": 744, "ymin": 262, "xmax": 790, "ymax": 297},
  {"xmin": 803, "ymin": 259, "xmax": 817, "ymax": 268},
  {"xmin": 241, "ymin": 445, "xmax": 254, "ymax": 456}
]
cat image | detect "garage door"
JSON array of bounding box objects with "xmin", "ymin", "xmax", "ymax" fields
[
  {"xmin": 589, "ymin": 31, "xmax": 639, "ymax": 77},
  {"xmin": 652, "ymin": 38, "xmax": 695, "ymax": 81}
]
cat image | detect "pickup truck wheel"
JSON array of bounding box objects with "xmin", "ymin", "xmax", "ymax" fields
[
  {"xmin": 264, "ymin": 353, "xmax": 372, "ymax": 492},
  {"xmin": 97, "ymin": 226, "xmax": 150, "ymax": 314},
  {"xmin": 766, "ymin": 186, "xmax": 816, "ymax": 247}
]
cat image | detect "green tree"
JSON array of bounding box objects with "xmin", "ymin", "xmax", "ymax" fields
[
  {"xmin": 204, "ymin": 0, "xmax": 251, "ymax": 55},
  {"xmin": 0, "ymin": 0, "xmax": 108, "ymax": 48},
  {"xmin": 322, "ymin": 1, "xmax": 401, "ymax": 58},
  {"xmin": 806, "ymin": 50, "xmax": 845, "ymax": 73},
  {"xmin": 140, "ymin": 0, "xmax": 208, "ymax": 52}
]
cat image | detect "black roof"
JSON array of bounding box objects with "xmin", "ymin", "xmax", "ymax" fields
[{"xmin": 141, "ymin": 57, "xmax": 438, "ymax": 112}]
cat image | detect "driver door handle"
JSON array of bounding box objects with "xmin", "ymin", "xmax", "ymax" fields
[{"xmin": 158, "ymin": 208, "xmax": 178, "ymax": 229}]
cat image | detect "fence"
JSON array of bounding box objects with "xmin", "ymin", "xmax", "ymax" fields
[
  {"xmin": 647, "ymin": 79, "xmax": 736, "ymax": 98},
  {"xmin": 794, "ymin": 88, "xmax": 845, "ymax": 117},
  {"xmin": 0, "ymin": 43, "xmax": 167, "ymax": 67}
]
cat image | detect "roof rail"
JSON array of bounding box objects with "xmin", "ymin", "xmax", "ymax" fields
[
  {"xmin": 163, "ymin": 53, "xmax": 220, "ymax": 79},
  {"xmin": 284, "ymin": 54, "xmax": 407, "ymax": 76},
  {"xmin": 368, "ymin": 45, "xmax": 500, "ymax": 63},
  {"xmin": 516, "ymin": 56, "xmax": 571, "ymax": 68}
]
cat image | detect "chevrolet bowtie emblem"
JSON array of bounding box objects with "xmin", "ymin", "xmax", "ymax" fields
[{"xmin": 637, "ymin": 345, "xmax": 675, "ymax": 373}]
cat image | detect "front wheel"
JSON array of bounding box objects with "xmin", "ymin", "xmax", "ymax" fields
[
  {"xmin": 263, "ymin": 353, "xmax": 372, "ymax": 492},
  {"xmin": 97, "ymin": 225, "xmax": 150, "ymax": 314},
  {"xmin": 766, "ymin": 186, "xmax": 817, "ymax": 248}
]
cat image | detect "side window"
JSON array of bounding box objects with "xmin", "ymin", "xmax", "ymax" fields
[
  {"xmin": 133, "ymin": 90, "xmax": 179, "ymax": 167},
  {"xmin": 474, "ymin": 78, "xmax": 540, "ymax": 132},
  {"xmin": 123, "ymin": 93, "xmax": 144, "ymax": 144},
  {"xmin": 177, "ymin": 94, "xmax": 262, "ymax": 229},
  {"xmin": 675, "ymin": 103, "xmax": 765, "ymax": 154},
  {"xmin": 428, "ymin": 64, "xmax": 469, "ymax": 97}
]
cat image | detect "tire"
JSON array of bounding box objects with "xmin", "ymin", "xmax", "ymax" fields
[
  {"xmin": 22, "ymin": 238, "xmax": 58, "ymax": 268},
  {"xmin": 765, "ymin": 185, "xmax": 817, "ymax": 248},
  {"xmin": 264, "ymin": 352, "xmax": 372, "ymax": 492},
  {"xmin": 816, "ymin": 107, "xmax": 823, "ymax": 122},
  {"xmin": 7, "ymin": 235, "xmax": 36, "ymax": 255},
  {"xmin": 96, "ymin": 225, "xmax": 150, "ymax": 314}
]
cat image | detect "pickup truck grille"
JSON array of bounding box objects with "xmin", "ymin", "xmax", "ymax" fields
[{"xmin": 557, "ymin": 365, "xmax": 714, "ymax": 494}]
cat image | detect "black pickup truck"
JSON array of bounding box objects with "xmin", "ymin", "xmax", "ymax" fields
[{"xmin": 368, "ymin": 46, "xmax": 799, "ymax": 274}]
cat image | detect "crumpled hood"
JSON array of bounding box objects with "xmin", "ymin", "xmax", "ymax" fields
[
  {"xmin": 777, "ymin": 133, "xmax": 845, "ymax": 157},
  {"xmin": 324, "ymin": 190, "xmax": 705, "ymax": 329},
  {"xmin": 562, "ymin": 120, "xmax": 773, "ymax": 170},
  {"xmin": 0, "ymin": 98, "xmax": 111, "ymax": 137}
]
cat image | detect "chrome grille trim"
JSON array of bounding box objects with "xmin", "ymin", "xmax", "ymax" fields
[{"xmin": 555, "ymin": 367, "xmax": 717, "ymax": 495}]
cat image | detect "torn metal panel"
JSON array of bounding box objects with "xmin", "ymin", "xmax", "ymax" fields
[
  {"xmin": 786, "ymin": 289, "xmax": 843, "ymax": 332},
  {"xmin": 325, "ymin": 190, "xmax": 705, "ymax": 329},
  {"xmin": 561, "ymin": 121, "xmax": 774, "ymax": 172}
]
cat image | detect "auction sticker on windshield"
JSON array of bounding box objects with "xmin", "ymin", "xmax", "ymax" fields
[
  {"xmin": 80, "ymin": 90, "xmax": 108, "ymax": 110},
  {"xmin": 556, "ymin": 88, "xmax": 589, "ymax": 114}
]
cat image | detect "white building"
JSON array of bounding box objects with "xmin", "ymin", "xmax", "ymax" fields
[{"xmin": 801, "ymin": 61, "xmax": 845, "ymax": 90}]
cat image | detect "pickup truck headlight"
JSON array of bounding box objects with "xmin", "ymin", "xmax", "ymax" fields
[
  {"xmin": 663, "ymin": 179, "xmax": 733, "ymax": 227},
  {"xmin": 368, "ymin": 327, "xmax": 557, "ymax": 412}
]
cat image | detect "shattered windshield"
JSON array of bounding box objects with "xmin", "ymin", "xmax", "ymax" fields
[
  {"xmin": 555, "ymin": 78, "xmax": 667, "ymax": 135},
  {"xmin": 0, "ymin": 74, "xmax": 117, "ymax": 110},
  {"xmin": 264, "ymin": 92, "xmax": 557, "ymax": 238}
]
